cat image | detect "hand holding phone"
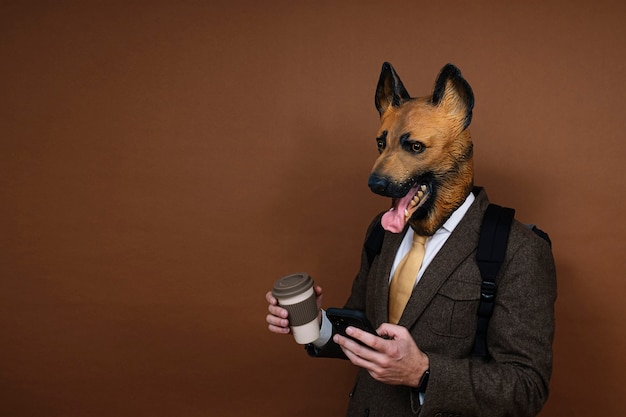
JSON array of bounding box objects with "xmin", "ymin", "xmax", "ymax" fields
[{"xmin": 326, "ymin": 308, "xmax": 380, "ymax": 345}]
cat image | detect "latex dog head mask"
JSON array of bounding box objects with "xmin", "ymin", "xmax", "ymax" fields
[{"xmin": 369, "ymin": 63, "xmax": 475, "ymax": 236}]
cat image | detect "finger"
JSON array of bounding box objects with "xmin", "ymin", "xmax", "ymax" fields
[
  {"xmin": 266, "ymin": 313, "xmax": 289, "ymax": 329},
  {"xmin": 268, "ymin": 304, "xmax": 289, "ymax": 319},
  {"xmin": 333, "ymin": 334, "xmax": 362, "ymax": 359},
  {"xmin": 334, "ymin": 334, "xmax": 381, "ymax": 370},
  {"xmin": 266, "ymin": 291, "xmax": 278, "ymax": 305},
  {"xmin": 268, "ymin": 322, "xmax": 291, "ymax": 334},
  {"xmin": 334, "ymin": 333, "xmax": 362, "ymax": 353},
  {"xmin": 334, "ymin": 331, "xmax": 381, "ymax": 361},
  {"xmin": 376, "ymin": 323, "xmax": 406, "ymax": 340},
  {"xmin": 345, "ymin": 326, "xmax": 387, "ymax": 351},
  {"xmin": 340, "ymin": 342, "xmax": 362, "ymax": 364}
]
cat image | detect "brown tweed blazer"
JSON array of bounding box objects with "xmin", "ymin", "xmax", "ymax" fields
[{"xmin": 313, "ymin": 187, "xmax": 556, "ymax": 417}]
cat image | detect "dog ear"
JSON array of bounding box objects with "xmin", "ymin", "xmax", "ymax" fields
[
  {"xmin": 375, "ymin": 62, "xmax": 411, "ymax": 117},
  {"xmin": 431, "ymin": 64, "xmax": 474, "ymax": 130}
]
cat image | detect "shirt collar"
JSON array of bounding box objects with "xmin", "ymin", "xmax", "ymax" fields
[{"xmin": 438, "ymin": 192, "xmax": 475, "ymax": 234}]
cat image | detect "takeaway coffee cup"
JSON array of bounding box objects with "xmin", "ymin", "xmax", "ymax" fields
[{"xmin": 272, "ymin": 273, "xmax": 319, "ymax": 344}]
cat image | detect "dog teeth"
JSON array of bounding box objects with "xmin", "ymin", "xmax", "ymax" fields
[{"xmin": 405, "ymin": 186, "xmax": 428, "ymax": 220}]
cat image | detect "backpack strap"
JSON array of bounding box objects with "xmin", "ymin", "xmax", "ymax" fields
[
  {"xmin": 472, "ymin": 203, "xmax": 515, "ymax": 357},
  {"xmin": 527, "ymin": 224, "xmax": 552, "ymax": 247}
]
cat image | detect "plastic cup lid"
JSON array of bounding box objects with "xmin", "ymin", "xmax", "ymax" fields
[{"xmin": 272, "ymin": 273, "xmax": 313, "ymax": 298}]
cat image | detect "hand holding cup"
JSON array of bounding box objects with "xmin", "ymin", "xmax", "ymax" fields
[{"xmin": 267, "ymin": 273, "xmax": 321, "ymax": 344}]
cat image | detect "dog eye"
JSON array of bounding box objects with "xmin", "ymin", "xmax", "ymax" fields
[
  {"xmin": 399, "ymin": 133, "xmax": 425, "ymax": 154},
  {"xmin": 410, "ymin": 142, "xmax": 424, "ymax": 153},
  {"xmin": 376, "ymin": 139, "xmax": 386, "ymax": 152}
]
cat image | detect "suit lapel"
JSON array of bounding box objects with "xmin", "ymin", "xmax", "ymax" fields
[{"xmin": 372, "ymin": 230, "xmax": 405, "ymax": 327}]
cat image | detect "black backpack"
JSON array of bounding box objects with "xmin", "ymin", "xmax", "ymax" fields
[{"xmin": 363, "ymin": 203, "xmax": 551, "ymax": 358}]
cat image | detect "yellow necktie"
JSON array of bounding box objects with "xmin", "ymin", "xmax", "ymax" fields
[{"xmin": 388, "ymin": 233, "xmax": 427, "ymax": 324}]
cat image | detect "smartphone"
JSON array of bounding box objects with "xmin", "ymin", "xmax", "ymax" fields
[{"xmin": 326, "ymin": 308, "xmax": 379, "ymax": 344}]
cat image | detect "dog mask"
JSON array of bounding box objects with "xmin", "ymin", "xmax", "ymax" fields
[{"xmin": 369, "ymin": 63, "xmax": 475, "ymax": 236}]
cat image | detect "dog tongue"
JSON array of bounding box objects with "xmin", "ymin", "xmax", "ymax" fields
[{"xmin": 381, "ymin": 185, "xmax": 419, "ymax": 233}]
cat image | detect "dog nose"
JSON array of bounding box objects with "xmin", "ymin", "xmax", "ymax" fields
[{"xmin": 368, "ymin": 174, "xmax": 389, "ymax": 195}]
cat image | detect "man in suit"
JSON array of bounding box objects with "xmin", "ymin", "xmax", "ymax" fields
[{"xmin": 266, "ymin": 63, "xmax": 556, "ymax": 417}]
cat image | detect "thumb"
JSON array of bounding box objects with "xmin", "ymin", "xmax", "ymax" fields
[
  {"xmin": 376, "ymin": 322, "xmax": 405, "ymax": 340},
  {"xmin": 314, "ymin": 285, "xmax": 323, "ymax": 296},
  {"xmin": 314, "ymin": 285, "xmax": 323, "ymax": 309}
]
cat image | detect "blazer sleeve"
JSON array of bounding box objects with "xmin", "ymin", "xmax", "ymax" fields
[{"xmin": 419, "ymin": 224, "xmax": 557, "ymax": 417}]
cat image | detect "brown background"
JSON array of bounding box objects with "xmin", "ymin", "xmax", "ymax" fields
[{"xmin": 1, "ymin": 1, "xmax": 625, "ymax": 416}]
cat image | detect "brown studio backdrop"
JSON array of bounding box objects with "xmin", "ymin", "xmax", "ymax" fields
[{"xmin": 1, "ymin": 1, "xmax": 625, "ymax": 416}]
